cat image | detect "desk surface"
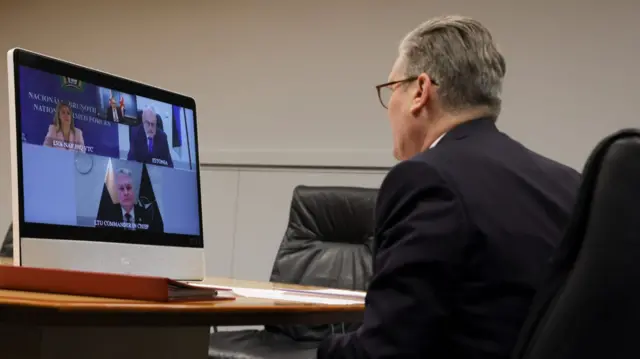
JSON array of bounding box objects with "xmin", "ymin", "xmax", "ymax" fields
[{"xmin": 0, "ymin": 257, "xmax": 364, "ymax": 326}]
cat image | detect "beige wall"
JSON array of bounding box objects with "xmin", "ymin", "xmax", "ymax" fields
[{"xmin": 0, "ymin": 0, "xmax": 638, "ymax": 278}]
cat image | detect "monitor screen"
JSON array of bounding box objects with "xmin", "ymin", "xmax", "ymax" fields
[{"xmin": 13, "ymin": 62, "xmax": 203, "ymax": 248}]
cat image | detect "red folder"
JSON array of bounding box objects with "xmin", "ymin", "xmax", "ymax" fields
[{"xmin": 0, "ymin": 265, "xmax": 230, "ymax": 302}]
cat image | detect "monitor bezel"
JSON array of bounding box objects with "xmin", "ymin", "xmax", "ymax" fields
[{"xmin": 9, "ymin": 48, "xmax": 204, "ymax": 250}]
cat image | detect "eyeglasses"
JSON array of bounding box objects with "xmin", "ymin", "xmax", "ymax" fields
[
  {"xmin": 375, "ymin": 76, "xmax": 438, "ymax": 109},
  {"xmin": 143, "ymin": 119, "xmax": 156, "ymax": 128}
]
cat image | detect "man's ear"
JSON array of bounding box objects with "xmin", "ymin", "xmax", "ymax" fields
[{"xmin": 409, "ymin": 73, "xmax": 433, "ymax": 116}]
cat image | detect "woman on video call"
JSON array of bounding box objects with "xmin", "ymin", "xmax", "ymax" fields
[{"xmin": 43, "ymin": 101, "xmax": 85, "ymax": 152}]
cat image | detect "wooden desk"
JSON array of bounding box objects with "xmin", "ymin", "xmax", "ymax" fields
[{"xmin": 0, "ymin": 260, "xmax": 364, "ymax": 359}]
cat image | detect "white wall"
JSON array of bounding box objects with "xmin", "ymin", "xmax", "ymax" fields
[
  {"xmin": 201, "ymin": 166, "xmax": 385, "ymax": 280},
  {"xmin": 0, "ymin": 0, "xmax": 638, "ymax": 278},
  {"xmin": 2, "ymin": 1, "xmax": 639, "ymax": 169}
]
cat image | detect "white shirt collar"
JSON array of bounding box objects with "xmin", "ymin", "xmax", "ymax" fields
[
  {"xmin": 122, "ymin": 206, "xmax": 135, "ymax": 221},
  {"xmin": 430, "ymin": 133, "xmax": 447, "ymax": 149}
]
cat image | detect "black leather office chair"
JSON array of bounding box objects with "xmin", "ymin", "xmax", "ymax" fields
[
  {"xmin": 0, "ymin": 223, "xmax": 12, "ymax": 258},
  {"xmin": 511, "ymin": 129, "xmax": 640, "ymax": 359},
  {"xmin": 208, "ymin": 185, "xmax": 377, "ymax": 359}
]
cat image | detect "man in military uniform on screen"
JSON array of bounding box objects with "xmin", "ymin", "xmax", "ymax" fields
[{"xmin": 95, "ymin": 168, "xmax": 162, "ymax": 232}]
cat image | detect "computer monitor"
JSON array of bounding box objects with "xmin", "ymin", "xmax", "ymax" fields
[{"xmin": 7, "ymin": 48, "xmax": 205, "ymax": 280}]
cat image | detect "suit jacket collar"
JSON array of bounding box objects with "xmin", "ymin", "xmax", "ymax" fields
[
  {"xmin": 438, "ymin": 116, "xmax": 498, "ymax": 145},
  {"xmin": 430, "ymin": 133, "xmax": 446, "ymax": 149}
]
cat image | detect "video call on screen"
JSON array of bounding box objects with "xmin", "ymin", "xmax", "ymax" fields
[{"xmin": 18, "ymin": 66, "xmax": 201, "ymax": 237}]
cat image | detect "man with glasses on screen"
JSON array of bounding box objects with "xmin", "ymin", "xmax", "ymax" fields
[
  {"xmin": 127, "ymin": 106, "xmax": 174, "ymax": 168},
  {"xmin": 317, "ymin": 15, "xmax": 580, "ymax": 359}
]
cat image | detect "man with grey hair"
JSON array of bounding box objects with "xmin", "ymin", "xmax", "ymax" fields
[
  {"xmin": 317, "ymin": 16, "xmax": 580, "ymax": 358},
  {"xmin": 95, "ymin": 167, "xmax": 153, "ymax": 231},
  {"xmin": 127, "ymin": 106, "xmax": 174, "ymax": 168}
]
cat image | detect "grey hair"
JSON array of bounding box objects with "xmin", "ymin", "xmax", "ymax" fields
[
  {"xmin": 115, "ymin": 168, "xmax": 133, "ymax": 178},
  {"xmin": 398, "ymin": 15, "xmax": 506, "ymax": 114},
  {"xmin": 142, "ymin": 105, "xmax": 157, "ymax": 118}
]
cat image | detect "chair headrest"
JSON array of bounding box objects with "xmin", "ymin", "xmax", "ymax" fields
[
  {"xmin": 582, "ymin": 136, "xmax": 640, "ymax": 252},
  {"xmin": 548, "ymin": 130, "xmax": 640, "ymax": 273},
  {"xmin": 287, "ymin": 185, "xmax": 377, "ymax": 245},
  {"xmin": 512, "ymin": 129, "xmax": 640, "ymax": 358}
]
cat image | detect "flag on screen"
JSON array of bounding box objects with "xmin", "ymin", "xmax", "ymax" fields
[
  {"xmin": 138, "ymin": 164, "xmax": 164, "ymax": 232},
  {"xmin": 171, "ymin": 105, "xmax": 182, "ymax": 148},
  {"xmin": 96, "ymin": 158, "xmax": 119, "ymax": 220}
]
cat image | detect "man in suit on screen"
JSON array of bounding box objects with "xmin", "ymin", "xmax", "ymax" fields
[
  {"xmin": 317, "ymin": 15, "xmax": 581, "ymax": 359},
  {"xmin": 106, "ymin": 97, "xmax": 124, "ymax": 123},
  {"xmin": 127, "ymin": 107, "xmax": 174, "ymax": 168},
  {"xmin": 95, "ymin": 168, "xmax": 154, "ymax": 231}
]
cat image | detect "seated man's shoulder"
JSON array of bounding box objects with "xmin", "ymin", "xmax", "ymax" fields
[
  {"xmin": 529, "ymin": 149, "xmax": 581, "ymax": 181},
  {"xmin": 136, "ymin": 204, "xmax": 154, "ymax": 221},
  {"xmin": 157, "ymin": 130, "xmax": 168, "ymax": 142},
  {"xmin": 376, "ymin": 148, "xmax": 474, "ymax": 218},
  {"xmin": 383, "ymin": 151, "xmax": 453, "ymax": 187},
  {"xmin": 135, "ymin": 203, "xmax": 147, "ymax": 214},
  {"xmin": 385, "ymin": 157, "xmax": 440, "ymax": 184},
  {"xmin": 378, "ymin": 156, "xmax": 453, "ymax": 206}
]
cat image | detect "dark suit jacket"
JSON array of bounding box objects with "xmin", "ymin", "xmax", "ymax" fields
[
  {"xmin": 105, "ymin": 107, "xmax": 124, "ymax": 123},
  {"xmin": 127, "ymin": 128, "xmax": 174, "ymax": 168},
  {"xmin": 317, "ymin": 118, "xmax": 581, "ymax": 359},
  {"xmin": 95, "ymin": 203, "xmax": 154, "ymax": 230}
]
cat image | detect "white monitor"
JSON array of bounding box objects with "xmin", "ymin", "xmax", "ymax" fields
[{"xmin": 7, "ymin": 48, "xmax": 205, "ymax": 280}]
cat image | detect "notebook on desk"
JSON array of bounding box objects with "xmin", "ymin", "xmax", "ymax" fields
[
  {"xmin": 189, "ymin": 283, "xmax": 365, "ymax": 305},
  {"xmin": 0, "ymin": 265, "xmax": 233, "ymax": 302}
]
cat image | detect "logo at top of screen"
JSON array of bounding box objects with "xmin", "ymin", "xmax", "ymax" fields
[{"xmin": 60, "ymin": 76, "xmax": 84, "ymax": 92}]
